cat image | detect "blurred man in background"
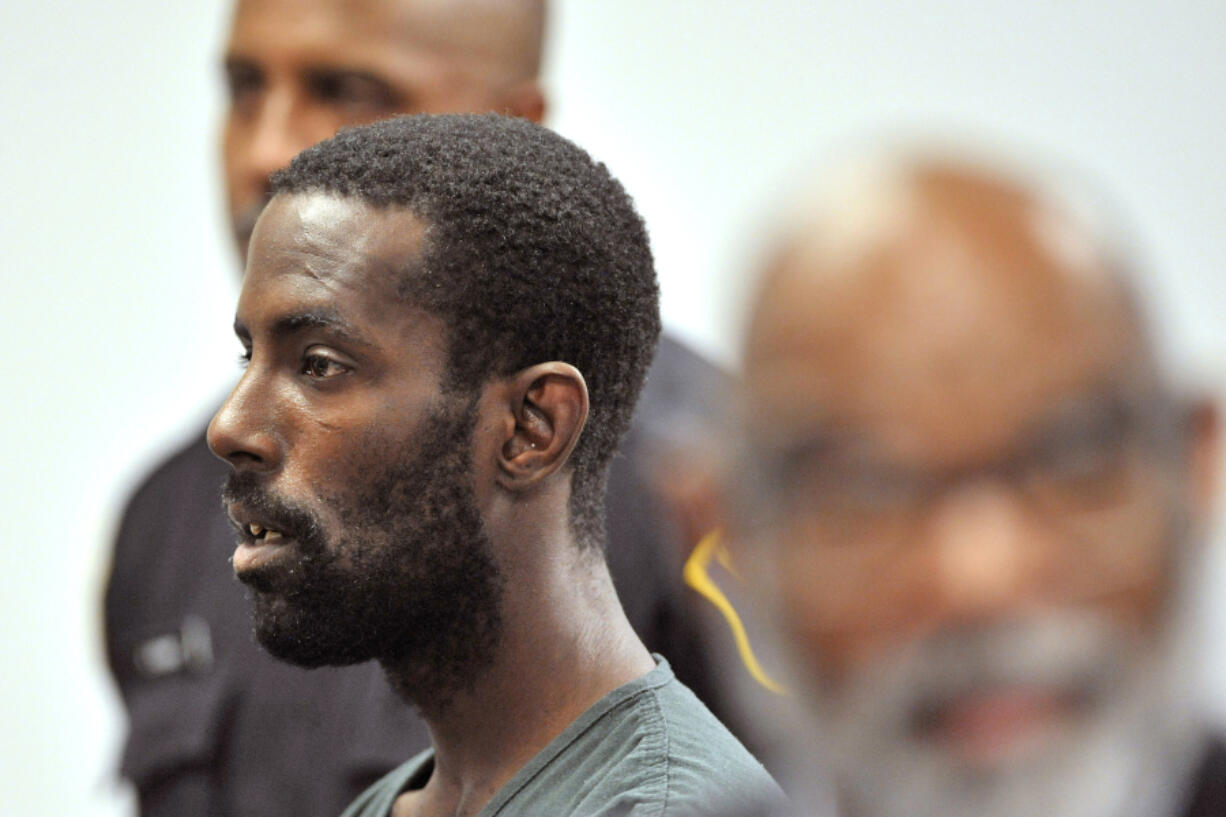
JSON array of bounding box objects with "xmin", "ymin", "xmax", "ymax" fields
[
  {"xmin": 104, "ymin": 2, "xmax": 724, "ymax": 815},
  {"xmin": 724, "ymin": 155, "xmax": 1222, "ymax": 817}
]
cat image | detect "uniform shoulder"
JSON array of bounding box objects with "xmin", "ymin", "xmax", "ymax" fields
[
  {"xmin": 633, "ymin": 334, "xmax": 729, "ymax": 441},
  {"xmin": 107, "ymin": 425, "xmax": 230, "ymax": 605}
]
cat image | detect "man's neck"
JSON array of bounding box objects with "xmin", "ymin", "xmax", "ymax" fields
[{"xmin": 387, "ymin": 550, "xmax": 655, "ymax": 817}]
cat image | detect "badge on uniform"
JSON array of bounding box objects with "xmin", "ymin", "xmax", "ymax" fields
[{"xmin": 133, "ymin": 615, "xmax": 214, "ymax": 678}]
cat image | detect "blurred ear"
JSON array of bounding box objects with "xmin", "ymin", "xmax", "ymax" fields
[
  {"xmin": 495, "ymin": 80, "xmax": 546, "ymax": 124},
  {"xmin": 653, "ymin": 445, "xmax": 731, "ymax": 565},
  {"xmin": 1183, "ymin": 397, "xmax": 1220, "ymax": 523},
  {"xmin": 496, "ymin": 362, "xmax": 587, "ymax": 491}
]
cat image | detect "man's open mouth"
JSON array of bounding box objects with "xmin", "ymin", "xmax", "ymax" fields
[
  {"xmin": 247, "ymin": 523, "xmax": 287, "ymax": 545},
  {"xmin": 914, "ymin": 685, "xmax": 1081, "ymax": 767}
]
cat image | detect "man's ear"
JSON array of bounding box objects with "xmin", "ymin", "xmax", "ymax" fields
[
  {"xmin": 495, "ymin": 80, "xmax": 546, "ymax": 124},
  {"xmin": 496, "ymin": 362, "xmax": 588, "ymax": 491},
  {"xmin": 1184, "ymin": 397, "xmax": 1220, "ymax": 523}
]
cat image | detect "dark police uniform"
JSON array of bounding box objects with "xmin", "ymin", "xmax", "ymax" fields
[{"xmin": 1182, "ymin": 739, "xmax": 1226, "ymax": 817}]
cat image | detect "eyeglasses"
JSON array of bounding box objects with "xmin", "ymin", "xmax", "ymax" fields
[{"xmin": 753, "ymin": 392, "xmax": 1183, "ymax": 567}]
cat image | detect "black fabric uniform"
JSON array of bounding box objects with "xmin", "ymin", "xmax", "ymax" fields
[
  {"xmin": 1180, "ymin": 738, "xmax": 1226, "ymax": 817},
  {"xmin": 104, "ymin": 334, "xmax": 729, "ymax": 817}
]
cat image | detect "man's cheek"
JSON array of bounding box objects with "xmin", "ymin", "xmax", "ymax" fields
[{"xmin": 770, "ymin": 549, "xmax": 851, "ymax": 686}]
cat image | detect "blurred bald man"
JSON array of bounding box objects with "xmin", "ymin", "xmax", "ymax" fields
[
  {"xmin": 103, "ymin": 2, "xmax": 726, "ymax": 815},
  {"xmin": 221, "ymin": 0, "xmax": 547, "ymax": 261},
  {"xmin": 724, "ymin": 156, "xmax": 1223, "ymax": 817}
]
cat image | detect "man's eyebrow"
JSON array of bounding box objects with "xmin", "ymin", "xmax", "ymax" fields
[
  {"xmin": 223, "ymin": 54, "xmax": 258, "ymax": 74},
  {"xmin": 304, "ymin": 65, "xmax": 395, "ymax": 85},
  {"xmin": 232, "ymin": 310, "xmax": 376, "ymax": 349}
]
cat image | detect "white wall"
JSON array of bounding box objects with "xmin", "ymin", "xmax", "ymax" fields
[{"xmin": 1, "ymin": 2, "xmax": 1223, "ymax": 814}]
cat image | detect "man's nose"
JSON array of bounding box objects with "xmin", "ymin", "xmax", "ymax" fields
[
  {"xmin": 923, "ymin": 481, "xmax": 1043, "ymax": 623},
  {"xmin": 239, "ymin": 88, "xmax": 321, "ymax": 193},
  {"xmin": 207, "ymin": 369, "xmax": 281, "ymax": 471}
]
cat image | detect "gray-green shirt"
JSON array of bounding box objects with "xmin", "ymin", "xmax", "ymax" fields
[{"xmin": 338, "ymin": 657, "xmax": 784, "ymax": 817}]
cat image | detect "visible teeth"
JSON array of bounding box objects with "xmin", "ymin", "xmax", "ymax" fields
[{"xmin": 245, "ymin": 522, "xmax": 285, "ymax": 542}]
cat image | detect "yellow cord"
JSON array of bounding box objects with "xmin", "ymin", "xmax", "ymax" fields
[{"xmin": 683, "ymin": 530, "xmax": 787, "ymax": 695}]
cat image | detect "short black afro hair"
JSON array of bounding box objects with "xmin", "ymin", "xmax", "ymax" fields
[{"xmin": 270, "ymin": 113, "xmax": 661, "ymax": 550}]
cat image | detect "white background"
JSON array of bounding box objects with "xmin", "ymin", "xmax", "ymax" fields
[{"xmin": 1, "ymin": 2, "xmax": 1224, "ymax": 814}]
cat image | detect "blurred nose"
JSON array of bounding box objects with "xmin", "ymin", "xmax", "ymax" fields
[
  {"xmin": 207, "ymin": 369, "xmax": 281, "ymax": 472},
  {"xmin": 233, "ymin": 88, "xmax": 319, "ymax": 203},
  {"xmin": 925, "ymin": 481, "xmax": 1037, "ymax": 622}
]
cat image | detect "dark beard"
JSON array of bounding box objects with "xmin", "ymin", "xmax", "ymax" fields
[{"xmin": 221, "ymin": 399, "xmax": 504, "ymax": 707}]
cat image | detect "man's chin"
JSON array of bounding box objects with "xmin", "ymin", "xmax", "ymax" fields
[
  {"xmin": 827, "ymin": 676, "xmax": 1182, "ymax": 817},
  {"xmin": 249, "ymin": 595, "xmax": 373, "ymax": 668},
  {"xmin": 834, "ymin": 720, "xmax": 1102, "ymax": 817}
]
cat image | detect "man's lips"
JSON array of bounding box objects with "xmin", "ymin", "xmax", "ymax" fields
[
  {"xmin": 234, "ymin": 535, "xmax": 297, "ymax": 575},
  {"xmin": 225, "ymin": 502, "xmax": 299, "ymax": 576},
  {"xmin": 233, "ymin": 523, "xmax": 296, "ymax": 575},
  {"xmin": 917, "ymin": 686, "xmax": 1075, "ymax": 766}
]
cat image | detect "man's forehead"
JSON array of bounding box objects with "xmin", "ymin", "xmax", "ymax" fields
[
  {"xmin": 743, "ymin": 163, "xmax": 1155, "ymax": 460},
  {"xmin": 228, "ymin": 0, "xmax": 429, "ymax": 57},
  {"xmin": 243, "ymin": 193, "xmax": 428, "ymax": 309},
  {"xmin": 227, "ymin": 0, "xmax": 538, "ymax": 78},
  {"xmin": 744, "ymin": 275, "xmax": 1148, "ymax": 465}
]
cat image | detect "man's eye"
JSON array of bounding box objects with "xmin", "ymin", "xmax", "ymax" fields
[
  {"xmin": 301, "ymin": 353, "xmax": 349, "ymax": 379},
  {"xmin": 308, "ymin": 71, "xmax": 400, "ymax": 115},
  {"xmin": 224, "ymin": 62, "xmax": 264, "ymax": 112}
]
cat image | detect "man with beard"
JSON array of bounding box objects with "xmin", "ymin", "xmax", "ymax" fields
[
  {"xmin": 104, "ymin": 1, "xmax": 727, "ymax": 814},
  {"xmin": 207, "ymin": 113, "xmax": 782, "ymax": 817},
  {"xmin": 722, "ymin": 155, "xmax": 1223, "ymax": 817}
]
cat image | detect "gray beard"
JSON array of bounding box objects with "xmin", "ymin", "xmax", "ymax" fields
[{"xmin": 812, "ymin": 609, "xmax": 1197, "ymax": 817}]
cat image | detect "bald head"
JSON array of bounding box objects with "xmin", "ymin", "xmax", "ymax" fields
[
  {"xmin": 222, "ymin": 0, "xmax": 547, "ymax": 261},
  {"xmin": 391, "ymin": 0, "xmax": 546, "ymax": 81},
  {"xmin": 229, "ymin": 0, "xmax": 545, "ymax": 81},
  {"xmin": 746, "ymin": 159, "xmax": 1155, "ymax": 463}
]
